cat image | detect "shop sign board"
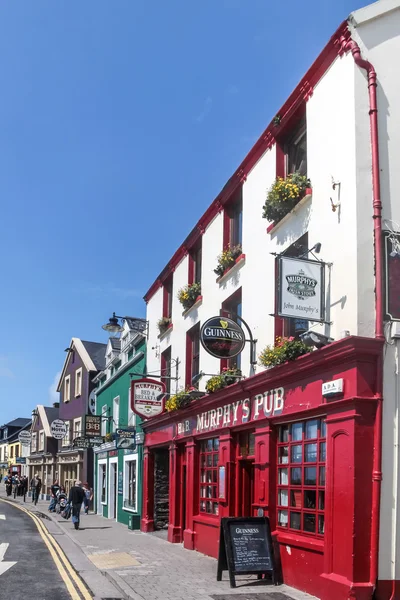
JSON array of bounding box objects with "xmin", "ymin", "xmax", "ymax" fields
[
  {"xmin": 72, "ymin": 436, "xmax": 104, "ymax": 449},
  {"xmin": 50, "ymin": 419, "xmax": 68, "ymax": 440},
  {"xmin": 16, "ymin": 457, "xmax": 26, "ymax": 464},
  {"xmin": 18, "ymin": 431, "xmax": 32, "ymax": 446},
  {"xmin": 115, "ymin": 428, "xmax": 136, "ymax": 450},
  {"xmin": 118, "ymin": 471, "xmax": 123, "ymax": 495},
  {"xmin": 131, "ymin": 378, "xmax": 166, "ymax": 419},
  {"xmin": 278, "ymin": 256, "xmax": 325, "ymax": 322},
  {"xmin": 217, "ymin": 517, "xmax": 277, "ymax": 588},
  {"xmin": 322, "ymin": 378, "xmax": 344, "ymax": 397},
  {"xmin": 84, "ymin": 415, "xmax": 102, "ymax": 438},
  {"xmin": 384, "ymin": 230, "xmax": 400, "ymax": 321},
  {"xmin": 200, "ymin": 316, "xmax": 245, "ymax": 359}
]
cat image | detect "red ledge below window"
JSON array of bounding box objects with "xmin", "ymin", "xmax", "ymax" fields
[
  {"xmin": 182, "ymin": 296, "xmax": 203, "ymax": 317},
  {"xmin": 193, "ymin": 514, "xmax": 219, "ymax": 527},
  {"xmin": 157, "ymin": 323, "xmax": 173, "ymax": 340},
  {"xmin": 266, "ymin": 188, "xmax": 313, "ymax": 235},
  {"xmin": 216, "ymin": 254, "xmax": 246, "ymax": 284},
  {"xmin": 273, "ymin": 529, "xmax": 324, "ymax": 553}
]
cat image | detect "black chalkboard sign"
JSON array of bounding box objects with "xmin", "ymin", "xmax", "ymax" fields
[{"xmin": 217, "ymin": 517, "xmax": 277, "ymax": 588}]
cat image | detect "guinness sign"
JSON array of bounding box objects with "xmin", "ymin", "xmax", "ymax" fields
[{"xmin": 200, "ymin": 316, "xmax": 245, "ymax": 359}]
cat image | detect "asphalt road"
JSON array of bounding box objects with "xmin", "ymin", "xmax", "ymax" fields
[{"xmin": 0, "ymin": 499, "xmax": 72, "ymax": 599}]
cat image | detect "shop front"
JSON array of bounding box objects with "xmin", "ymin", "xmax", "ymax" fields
[
  {"xmin": 27, "ymin": 453, "xmax": 57, "ymax": 499},
  {"xmin": 141, "ymin": 336, "xmax": 383, "ymax": 600}
]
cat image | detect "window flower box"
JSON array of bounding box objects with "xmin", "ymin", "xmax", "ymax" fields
[
  {"xmin": 214, "ymin": 244, "xmax": 242, "ymax": 278},
  {"xmin": 216, "ymin": 253, "xmax": 246, "ymax": 284},
  {"xmin": 178, "ymin": 282, "xmax": 202, "ymax": 311},
  {"xmin": 157, "ymin": 317, "xmax": 173, "ymax": 339},
  {"xmin": 205, "ymin": 368, "xmax": 242, "ymax": 394},
  {"xmin": 258, "ymin": 337, "xmax": 313, "ymax": 369},
  {"xmin": 182, "ymin": 295, "xmax": 203, "ymax": 317},
  {"xmin": 263, "ymin": 173, "xmax": 312, "ymax": 229}
]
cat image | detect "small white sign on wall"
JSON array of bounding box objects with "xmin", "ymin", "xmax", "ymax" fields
[
  {"xmin": 322, "ymin": 378, "xmax": 344, "ymax": 397},
  {"xmin": 278, "ymin": 256, "xmax": 325, "ymax": 323}
]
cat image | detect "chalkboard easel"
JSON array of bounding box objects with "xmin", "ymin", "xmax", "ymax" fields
[{"xmin": 217, "ymin": 517, "xmax": 278, "ymax": 588}]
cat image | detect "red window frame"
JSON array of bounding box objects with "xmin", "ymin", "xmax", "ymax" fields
[
  {"xmin": 223, "ymin": 189, "xmax": 243, "ymax": 250},
  {"xmin": 161, "ymin": 346, "xmax": 172, "ymax": 395},
  {"xmin": 163, "ymin": 276, "xmax": 173, "ymax": 319},
  {"xmin": 276, "ymin": 418, "xmax": 326, "ymax": 537},
  {"xmin": 188, "ymin": 242, "xmax": 202, "ymax": 286},
  {"xmin": 185, "ymin": 323, "xmax": 200, "ymax": 387},
  {"xmin": 220, "ymin": 288, "xmax": 242, "ymax": 371},
  {"xmin": 275, "ymin": 105, "xmax": 307, "ymax": 178},
  {"xmin": 199, "ymin": 437, "xmax": 220, "ymax": 516}
]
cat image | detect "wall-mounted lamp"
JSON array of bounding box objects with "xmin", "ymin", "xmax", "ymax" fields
[
  {"xmin": 102, "ymin": 312, "xmax": 148, "ymax": 338},
  {"xmin": 300, "ymin": 331, "xmax": 334, "ymax": 349}
]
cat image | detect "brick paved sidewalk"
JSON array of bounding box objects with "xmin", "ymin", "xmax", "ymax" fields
[{"xmin": 1, "ymin": 490, "xmax": 318, "ymax": 600}]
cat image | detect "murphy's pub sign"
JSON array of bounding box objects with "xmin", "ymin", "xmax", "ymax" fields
[
  {"xmin": 200, "ymin": 316, "xmax": 245, "ymax": 359},
  {"xmin": 176, "ymin": 387, "xmax": 285, "ymax": 436},
  {"xmin": 278, "ymin": 256, "xmax": 325, "ymax": 322}
]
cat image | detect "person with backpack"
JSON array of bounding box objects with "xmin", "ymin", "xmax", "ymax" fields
[{"xmin": 68, "ymin": 480, "xmax": 85, "ymax": 530}]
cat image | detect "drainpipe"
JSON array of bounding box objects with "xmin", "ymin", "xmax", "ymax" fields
[{"xmin": 340, "ymin": 36, "xmax": 384, "ymax": 591}]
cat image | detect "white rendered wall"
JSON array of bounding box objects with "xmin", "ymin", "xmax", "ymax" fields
[{"xmin": 351, "ymin": 3, "xmax": 400, "ymax": 583}]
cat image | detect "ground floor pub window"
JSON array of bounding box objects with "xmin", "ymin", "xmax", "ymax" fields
[
  {"xmin": 277, "ymin": 418, "xmax": 326, "ymax": 536},
  {"xmin": 100, "ymin": 464, "xmax": 107, "ymax": 504},
  {"xmin": 123, "ymin": 455, "xmax": 137, "ymax": 511},
  {"xmin": 199, "ymin": 438, "xmax": 219, "ymax": 515}
]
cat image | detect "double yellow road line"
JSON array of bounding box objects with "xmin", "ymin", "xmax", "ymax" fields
[{"xmin": 0, "ymin": 498, "xmax": 92, "ymax": 600}]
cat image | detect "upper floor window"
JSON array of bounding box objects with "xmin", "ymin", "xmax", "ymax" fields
[
  {"xmin": 221, "ymin": 288, "xmax": 242, "ymax": 370},
  {"xmin": 275, "ymin": 233, "xmax": 309, "ymax": 339},
  {"xmin": 39, "ymin": 431, "xmax": 45, "ymax": 451},
  {"xmin": 15, "ymin": 445, "xmax": 19, "ymax": 458},
  {"xmin": 73, "ymin": 418, "xmax": 81, "ymax": 439},
  {"xmin": 186, "ymin": 323, "xmax": 200, "ymax": 388},
  {"xmin": 285, "ymin": 116, "xmax": 307, "ymax": 176},
  {"xmin": 31, "ymin": 433, "xmax": 37, "ymax": 453},
  {"xmin": 10, "ymin": 446, "xmax": 14, "ymax": 458},
  {"xmin": 161, "ymin": 346, "xmax": 172, "ymax": 395},
  {"xmin": 224, "ymin": 189, "xmax": 243, "ymax": 250},
  {"xmin": 189, "ymin": 241, "xmax": 202, "ymax": 285},
  {"xmin": 101, "ymin": 405, "xmax": 108, "ymax": 436},
  {"xmin": 75, "ymin": 368, "xmax": 82, "ymax": 397},
  {"xmin": 3, "ymin": 428, "xmax": 7, "ymax": 439},
  {"xmin": 62, "ymin": 422, "xmax": 71, "ymax": 447},
  {"xmin": 163, "ymin": 276, "xmax": 173, "ymax": 320},
  {"xmin": 113, "ymin": 397, "xmax": 120, "ymax": 432},
  {"xmin": 64, "ymin": 375, "xmax": 71, "ymax": 402}
]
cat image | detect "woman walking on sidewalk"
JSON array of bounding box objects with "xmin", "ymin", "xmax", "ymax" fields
[{"xmin": 68, "ymin": 480, "xmax": 85, "ymax": 530}]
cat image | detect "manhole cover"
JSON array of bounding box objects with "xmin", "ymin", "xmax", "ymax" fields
[
  {"xmin": 211, "ymin": 594, "xmax": 294, "ymax": 600},
  {"xmin": 32, "ymin": 511, "xmax": 51, "ymax": 520}
]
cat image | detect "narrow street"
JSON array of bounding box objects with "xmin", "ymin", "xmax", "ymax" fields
[{"xmin": 0, "ymin": 499, "xmax": 90, "ymax": 600}]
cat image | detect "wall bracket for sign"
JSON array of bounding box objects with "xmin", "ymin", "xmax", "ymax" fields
[{"xmin": 217, "ymin": 517, "xmax": 278, "ymax": 588}]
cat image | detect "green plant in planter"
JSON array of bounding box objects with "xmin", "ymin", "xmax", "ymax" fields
[
  {"xmin": 165, "ymin": 388, "xmax": 196, "ymax": 412},
  {"xmin": 105, "ymin": 432, "xmax": 114, "ymax": 442},
  {"xmin": 262, "ymin": 172, "xmax": 311, "ymax": 224},
  {"xmin": 157, "ymin": 316, "xmax": 172, "ymax": 334},
  {"xmin": 214, "ymin": 244, "xmax": 242, "ymax": 277},
  {"xmin": 258, "ymin": 336, "xmax": 312, "ymax": 368},
  {"xmin": 205, "ymin": 368, "xmax": 242, "ymax": 394},
  {"xmin": 177, "ymin": 282, "xmax": 201, "ymax": 310}
]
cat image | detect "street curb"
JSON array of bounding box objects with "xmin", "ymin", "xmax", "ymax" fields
[{"xmin": 103, "ymin": 570, "xmax": 144, "ymax": 600}]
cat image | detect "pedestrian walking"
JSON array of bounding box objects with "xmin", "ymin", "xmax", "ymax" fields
[
  {"xmin": 5, "ymin": 476, "xmax": 12, "ymax": 497},
  {"xmin": 82, "ymin": 482, "xmax": 93, "ymax": 515},
  {"xmin": 32, "ymin": 474, "xmax": 42, "ymax": 505},
  {"xmin": 68, "ymin": 480, "xmax": 85, "ymax": 530},
  {"xmin": 21, "ymin": 476, "xmax": 28, "ymax": 502},
  {"xmin": 48, "ymin": 480, "xmax": 60, "ymax": 512}
]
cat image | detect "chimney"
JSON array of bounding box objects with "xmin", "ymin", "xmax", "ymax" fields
[{"xmin": 53, "ymin": 402, "xmax": 60, "ymax": 408}]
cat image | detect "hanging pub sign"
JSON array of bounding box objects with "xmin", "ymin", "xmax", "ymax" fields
[
  {"xmin": 84, "ymin": 414, "xmax": 102, "ymax": 438},
  {"xmin": 72, "ymin": 436, "xmax": 104, "ymax": 449},
  {"xmin": 18, "ymin": 431, "xmax": 32, "ymax": 446},
  {"xmin": 115, "ymin": 427, "xmax": 136, "ymax": 450},
  {"xmin": 50, "ymin": 419, "xmax": 68, "ymax": 440},
  {"xmin": 200, "ymin": 316, "xmax": 245, "ymax": 359},
  {"xmin": 384, "ymin": 230, "xmax": 400, "ymax": 321},
  {"xmin": 278, "ymin": 256, "xmax": 325, "ymax": 322},
  {"xmin": 131, "ymin": 378, "xmax": 166, "ymax": 419},
  {"xmin": 217, "ymin": 517, "xmax": 278, "ymax": 588}
]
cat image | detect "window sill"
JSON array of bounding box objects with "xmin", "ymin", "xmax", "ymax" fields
[
  {"xmin": 193, "ymin": 513, "xmax": 219, "ymax": 526},
  {"xmin": 182, "ymin": 296, "xmax": 203, "ymax": 317},
  {"xmin": 273, "ymin": 529, "xmax": 324, "ymax": 553},
  {"xmin": 122, "ymin": 505, "xmax": 137, "ymax": 513},
  {"xmin": 158, "ymin": 323, "xmax": 173, "ymax": 340},
  {"xmin": 266, "ymin": 188, "xmax": 312, "ymax": 235},
  {"xmin": 216, "ymin": 254, "xmax": 246, "ymax": 284}
]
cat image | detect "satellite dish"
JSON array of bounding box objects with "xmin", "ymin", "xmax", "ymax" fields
[{"xmin": 88, "ymin": 390, "xmax": 97, "ymax": 416}]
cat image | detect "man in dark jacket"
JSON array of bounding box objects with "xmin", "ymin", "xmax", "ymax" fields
[
  {"xmin": 68, "ymin": 480, "xmax": 85, "ymax": 530},
  {"xmin": 32, "ymin": 475, "xmax": 42, "ymax": 505}
]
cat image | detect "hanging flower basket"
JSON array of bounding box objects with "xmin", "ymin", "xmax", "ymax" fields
[
  {"xmin": 258, "ymin": 337, "xmax": 312, "ymax": 369},
  {"xmin": 157, "ymin": 317, "xmax": 172, "ymax": 335},
  {"xmin": 205, "ymin": 368, "xmax": 242, "ymax": 394},
  {"xmin": 165, "ymin": 388, "xmax": 197, "ymax": 412},
  {"xmin": 214, "ymin": 244, "xmax": 243, "ymax": 277},
  {"xmin": 262, "ymin": 173, "xmax": 311, "ymax": 224},
  {"xmin": 177, "ymin": 282, "xmax": 201, "ymax": 310}
]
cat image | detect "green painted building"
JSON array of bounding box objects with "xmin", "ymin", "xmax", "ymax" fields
[{"xmin": 93, "ymin": 319, "xmax": 146, "ymax": 528}]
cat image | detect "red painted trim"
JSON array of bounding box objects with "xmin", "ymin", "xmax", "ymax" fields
[
  {"xmin": 188, "ymin": 253, "xmax": 194, "ymax": 285},
  {"xmin": 340, "ymin": 36, "xmax": 384, "ymax": 591},
  {"xmin": 143, "ymin": 21, "xmax": 349, "ymax": 303},
  {"xmin": 223, "ymin": 209, "xmax": 230, "ymax": 250},
  {"xmin": 158, "ymin": 323, "xmax": 173, "ymax": 339},
  {"xmin": 274, "ymin": 530, "xmax": 324, "ymax": 553}
]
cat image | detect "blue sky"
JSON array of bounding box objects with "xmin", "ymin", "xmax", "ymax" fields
[{"xmin": 0, "ymin": 0, "xmax": 367, "ymax": 423}]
